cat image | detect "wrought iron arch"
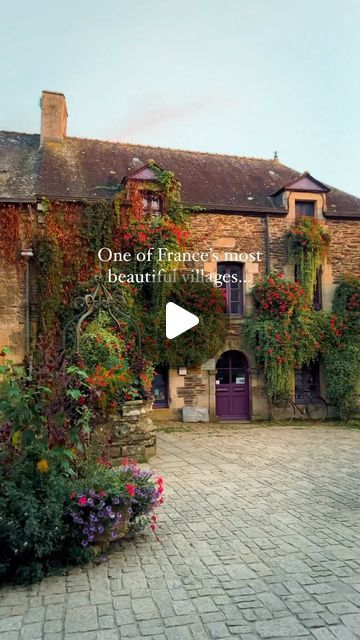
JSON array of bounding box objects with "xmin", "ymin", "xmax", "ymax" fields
[{"xmin": 62, "ymin": 275, "xmax": 141, "ymax": 355}]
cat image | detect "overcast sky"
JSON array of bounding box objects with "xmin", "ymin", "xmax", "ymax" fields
[{"xmin": 1, "ymin": 0, "xmax": 359, "ymax": 195}]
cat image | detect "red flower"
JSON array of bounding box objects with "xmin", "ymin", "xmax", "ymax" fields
[
  {"xmin": 98, "ymin": 490, "xmax": 107, "ymax": 497},
  {"xmin": 69, "ymin": 492, "xmax": 76, "ymax": 500},
  {"xmin": 78, "ymin": 496, "xmax": 87, "ymax": 506},
  {"xmin": 126, "ymin": 483, "xmax": 136, "ymax": 496}
]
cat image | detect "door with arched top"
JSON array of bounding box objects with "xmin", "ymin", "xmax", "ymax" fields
[{"xmin": 216, "ymin": 351, "xmax": 250, "ymax": 419}]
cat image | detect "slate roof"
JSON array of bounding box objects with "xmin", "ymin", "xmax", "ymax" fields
[{"xmin": 1, "ymin": 130, "xmax": 360, "ymax": 218}]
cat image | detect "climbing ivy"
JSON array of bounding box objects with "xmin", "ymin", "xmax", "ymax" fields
[
  {"xmin": 245, "ymin": 272, "xmax": 324, "ymax": 399},
  {"xmin": 0, "ymin": 205, "xmax": 21, "ymax": 265},
  {"xmin": 288, "ymin": 217, "xmax": 330, "ymax": 302},
  {"xmin": 322, "ymin": 275, "xmax": 360, "ymax": 419}
]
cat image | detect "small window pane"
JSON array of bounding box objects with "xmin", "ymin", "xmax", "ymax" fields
[
  {"xmin": 230, "ymin": 352, "xmax": 245, "ymax": 367},
  {"xmin": 216, "ymin": 370, "xmax": 230, "ymax": 384},
  {"xmin": 231, "ymin": 368, "xmax": 245, "ymax": 384},
  {"xmin": 295, "ymin": 201, "xmax": 315, "ymax": 217},
  {"xmin": 152, "ymin": 366, "xmax": 168, "ymax": 407},
  {"xmin": 217, "ymin": 262, "xmax": 244, "ymax": 316}
]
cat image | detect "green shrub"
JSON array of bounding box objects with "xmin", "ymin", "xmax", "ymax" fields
[
  {"xmin": 79, "ymin": 314, "xmax": 126, "ymax": 372},
  {"xmin": 323, "ymin": 275, "xmax": 360, "ymax": 419},
  {"xmin": 0, "ymin": 449, "xmax": 90, "ymax": 584}
]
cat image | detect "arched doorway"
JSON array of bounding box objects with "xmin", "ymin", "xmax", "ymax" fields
[{"xmin": 215, "ymin": 350, "xmax": 250, "ymax": 419}]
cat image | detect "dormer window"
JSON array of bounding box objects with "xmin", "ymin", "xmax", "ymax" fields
[{"xmin": 295, "ymin": 200, "xmax": 315, "ymax": 217}]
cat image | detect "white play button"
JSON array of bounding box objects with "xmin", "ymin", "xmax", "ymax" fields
[{"xmin": 166, "ymin": 302, "xmax": 199, "ymax": 339}]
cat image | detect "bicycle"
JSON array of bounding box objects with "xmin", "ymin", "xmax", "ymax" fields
[{"xmin": 271, "ymin": 392, "xmax": 328, "ymax": 423}]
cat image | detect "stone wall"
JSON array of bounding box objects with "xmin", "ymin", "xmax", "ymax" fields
[
  {"xmin": 96, "ymin": 400, "xmax": 156, "ymax": 462},
  {"xmin": 187, "ymin": 212, "xmax": 267, "ymax": 275},
  {"xmin": 326, "ymin": 219, "xmax": 360, "ymax": 282},
  {"xmin": 0, "ymin": 202, "xmax": 359, "ymax": 423},
  {"xmin": 0, "ymin": 205, "xmax": 38, "ymax": 363},
  {"xmin": 0, "ymin": 261, "xmax": 25, "ymax": 363}
]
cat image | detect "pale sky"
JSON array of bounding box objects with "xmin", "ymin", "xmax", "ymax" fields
[{"xmin": 1, "ymin": 0, "xmax": 360, "ymax": 195}]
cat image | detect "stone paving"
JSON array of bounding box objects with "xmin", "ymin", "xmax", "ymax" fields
[{"xmin": 1, "ymin": 423, "xmax": 360, "ymax": 640}]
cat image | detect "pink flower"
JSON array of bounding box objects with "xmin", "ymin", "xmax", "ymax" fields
[{"xmin": 78, "ymin": 496, "xmax": 87, "ymax": 506}]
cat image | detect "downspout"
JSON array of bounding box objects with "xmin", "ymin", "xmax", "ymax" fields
[
  {"xmin": 264, "ymin": 214, "xmax": 270, "ymax": 274},
  {"xmin": 21, "ymin": 248, "xmax": 33, "ymax": 372}
]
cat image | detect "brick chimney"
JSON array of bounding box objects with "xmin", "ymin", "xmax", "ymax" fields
[{"xmin": 40, "ymin": 91, "xmax": 67, "ymax": 145}]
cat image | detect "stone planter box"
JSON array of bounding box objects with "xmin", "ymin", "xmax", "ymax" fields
[
  {"xmin": 93, "ymin": 507, "xmax": 129, "ymax": 545},
  {"xmin": 96, "ymin": 399, "xmax": 156, "ymax": 462}
]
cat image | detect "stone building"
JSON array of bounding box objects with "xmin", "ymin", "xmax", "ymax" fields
[{"xmin": 1, "ymin": 91, "xmax": 359, "ymax": 421}]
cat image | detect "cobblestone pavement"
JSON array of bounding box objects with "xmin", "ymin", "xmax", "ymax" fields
[{"xmin": 1, "ymin": 424, "xmax": 360, "ymax": 640}]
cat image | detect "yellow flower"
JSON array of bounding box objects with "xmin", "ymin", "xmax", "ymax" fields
[
  {"xmin": 11, "ymin": 431, "xmax": 22, "ymax": 448},
  {"xmin": 37, "ymin": 459, "xmax": 49, "ymax": 474}
]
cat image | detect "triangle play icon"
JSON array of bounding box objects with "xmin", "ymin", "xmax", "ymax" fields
[{"xmin": 165, "ymin": 302, "xmax": 199, "ymax": 340}]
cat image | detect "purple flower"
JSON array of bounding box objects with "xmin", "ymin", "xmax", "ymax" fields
[
  {"xmin": 81, "ymin": 540, "xmax": 88, "ymax": 547},
  {"xmin": 97, "ymin": 525, "xmax": 105, "ymax": 534}
]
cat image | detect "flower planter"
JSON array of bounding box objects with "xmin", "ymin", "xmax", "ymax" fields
[
  {"xmin": 95, "ymin": 399, "xmax": 156, "ymax": 462},
  {"xmin": 93, "ymin": 507, "xmax": 129, "ymax": 544}
]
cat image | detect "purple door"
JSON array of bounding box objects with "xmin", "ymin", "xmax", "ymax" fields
[{"xmin": 216, "ymin": 351, "xmax": 250, "ymax": 419}]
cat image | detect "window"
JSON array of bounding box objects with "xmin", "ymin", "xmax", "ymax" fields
[
  {"xmin": 152, "ymin": 365, "xmax": 168, "ymax": 407},
  {"xmin": 294, "ymin": 265, "xmax": 322, "ymax": 310},
  {"xmin": 216, "ymin": 351, "xmax": 247, "ymax": 385},
  {"xmin": 295, "ymin": 200, "xmax": 315, "ymax": 217},
  {"xmin": 313, "ymin": 268, "xmax": 322, "ymax": 311},
  {"xmin": 295, "ymin": 361, "xmax": 320, "ymax": 402},
  {"xmin": 141, "ymin": 192, "xmax": 162, "ymax": 214},
  {"xmin": 217, "ymin": 263, "xmax": 244, "ymax": 316}
]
